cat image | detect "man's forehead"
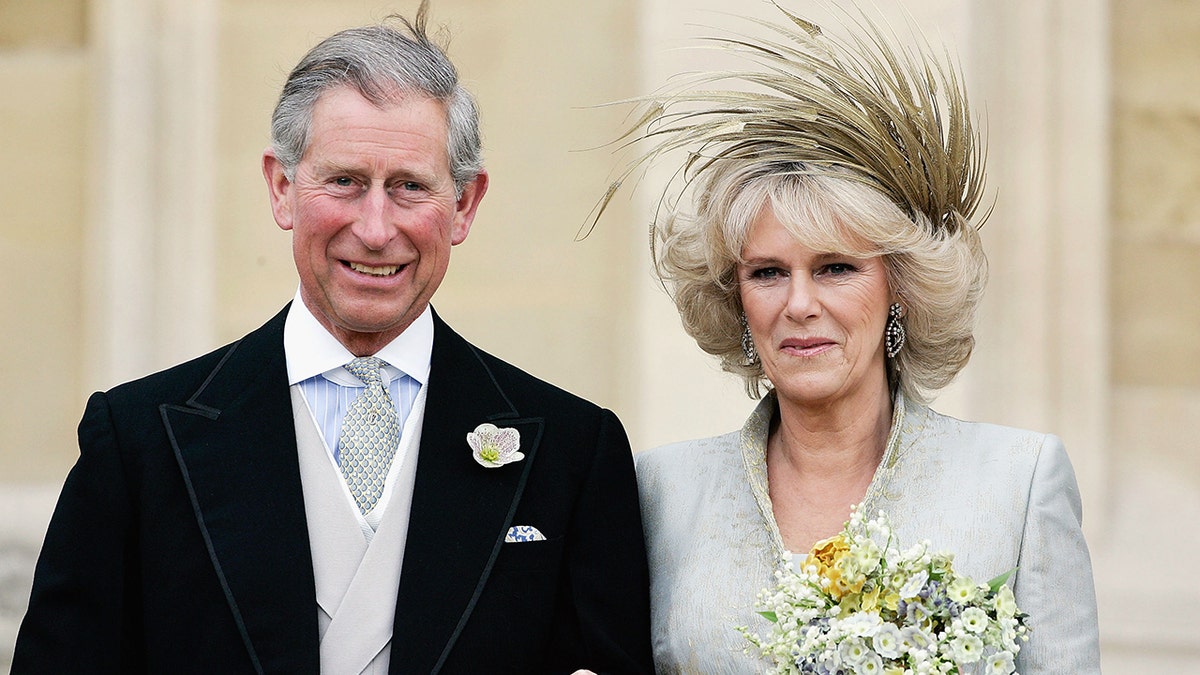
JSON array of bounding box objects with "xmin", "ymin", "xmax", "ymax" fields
[
  {"xmin": 312, "ymin": 84, "xmax": 446, "ymax": 120},
  {"xmin": 300, "ymin": 88, "xmax": 451, "ymax": 168}
]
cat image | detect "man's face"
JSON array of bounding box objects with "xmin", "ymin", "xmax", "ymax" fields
[{"xmin": 263, "ymin": 86, "xmax": 488, "ymax": 355}]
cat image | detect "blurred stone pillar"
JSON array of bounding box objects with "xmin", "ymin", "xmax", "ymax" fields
[
  {"xmin": 84, "ymin": 0, "xmax": 217, "ymax": 393},
  {"xmin": 962, "ymin": 0, "xmax": 1111, "ymax": 529}
]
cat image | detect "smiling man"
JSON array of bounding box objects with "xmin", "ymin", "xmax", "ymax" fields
[{"xmin": 13, "ymin": 6, "xmax": 652, "ymax": 674}]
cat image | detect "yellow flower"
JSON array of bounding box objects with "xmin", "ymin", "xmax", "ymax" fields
[
  {"xmin": 860, "ymin": 585, "xmax": 882, "ymax": 612},
  {"xmin": 805, "ymin": 534, "xmax": 850, "ymax": 574},
  {"xmin": 881, "ymin": 589, "xmax": 900, "ymax": 612},
  {"xmin": 804, "ymin": 536, "xmax": 846, "ymax": 594}
]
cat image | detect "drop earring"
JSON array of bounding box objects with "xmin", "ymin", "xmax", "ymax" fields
[
  {"xmin": 885, "ymin": 302, "xmax": 906, "ymax": 358},
  {"xmin": 740, "ymin": 314, "xmax": 759, "ymax": 364}
]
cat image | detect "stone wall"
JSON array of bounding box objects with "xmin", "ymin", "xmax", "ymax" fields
[{"xmin": 1097, "ymin": 0, "xmax": 1200, "ymax": 669}]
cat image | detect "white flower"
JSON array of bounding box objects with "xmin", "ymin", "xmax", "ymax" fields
[
  {"xmin": 853, "ymin": 539, "xmax": 883, "ymax": 573},
  {"xmin": 901, "ymin": 626, "xmax": 935, "ymax": 651},
  {"xmin": 871, "ymin": 623, "xmax": 903, "ymax": 659},
  {"xmin": 467, "ymin": 423, "xmax": 523, "ymax": 468},
  {"xmin": 854, "ymin": 652, "xmax": 884, "ymax": 674},
  {"xmin": 838, "ymin": 612, "xmax": 883, "ymax": 638},
  {"xmin": 947, "ymin": 576, "xmax": 978, "ymax": 604},
  {"xmin": 959, "ymin": 607, "xmax": 989, "ymax": 634},
  {"xmin": 950, "ymin": 634, "xmax": 984, "ymax": 664},
  {"xmin": 899, "ymin": 569, "xmax": 929, "ymax": 598},
  {"xmin": 839, "ymin": 637, "xmax": 870, "ymax": 665},
  {"xmin": 985, "ymin": 650, "xmax": 1016, "ymax": 675},
  {"xmin": 994, "ymin": 585, "xmax": 1018, "ymax": 618},
  {"xmin": 904, "ymin": 599, "xmax": 931, "ymax": 626}
]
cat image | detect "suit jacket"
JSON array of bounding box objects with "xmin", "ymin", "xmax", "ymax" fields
[
  {"xmin": 13, "ymin": 306, "xmax": 654, "ymax": 674},
  {"xmin": 635, "ymin": 392, "xmax": 1100, "ymax": 674}
]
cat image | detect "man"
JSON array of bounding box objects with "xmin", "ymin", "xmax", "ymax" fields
[{"xmin": 13, "ymin": 7, "xmax": 652, "ymax": 674}]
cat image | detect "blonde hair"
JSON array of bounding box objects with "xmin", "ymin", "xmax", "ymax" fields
[{"xmin": 656, "ymin": 161, "xmax": 986, "ymax": 403}]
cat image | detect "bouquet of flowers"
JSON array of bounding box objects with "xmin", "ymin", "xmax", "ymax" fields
[{"xmin": 742, "ymin": 506, "xmax": 1029, "ymax": 675}]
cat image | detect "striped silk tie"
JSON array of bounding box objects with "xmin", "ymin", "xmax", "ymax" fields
[{"xmin": 338, "ymin": 357, "xmax": 401, "ymax": 514}]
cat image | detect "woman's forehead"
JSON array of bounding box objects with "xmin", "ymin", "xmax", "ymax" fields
[{"xmin": 751, "ymin": 198, "xmax": 882, "ymax": 256}]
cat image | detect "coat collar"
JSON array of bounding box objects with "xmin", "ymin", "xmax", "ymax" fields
[
  {"xmin": 160, "ymin": 305, "xmax": 319, "ymax": 674},
  {"xmin": 391, "ymin": 311, "xmax": 545, "ymax": 673}
]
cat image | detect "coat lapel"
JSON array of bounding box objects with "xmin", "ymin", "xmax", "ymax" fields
[
  {"xmin": 391, "ymin": 313, "xmax": 544, "ymax": 673},
  {"xmin": 160, "ymin": 306, "xmax": 319, "ymax": 674}
]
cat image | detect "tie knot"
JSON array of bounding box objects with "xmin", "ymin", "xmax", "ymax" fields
[{"xmin": 344, "ymin": 356, "xmax": 386, "ymax": 386}]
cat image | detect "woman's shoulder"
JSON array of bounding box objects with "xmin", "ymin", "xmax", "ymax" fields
[
  {"xmin": 912, "ymin": 404, "xmax": 1062, "ymax": 455},
  {"xmin": 898, "ymin": 403, "xmax": 1073, "ymax": 488}
]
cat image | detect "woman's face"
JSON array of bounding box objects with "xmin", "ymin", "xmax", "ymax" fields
[{"xmin": 737, "ymin": 205, "xmax": 893, "ymax": 410}]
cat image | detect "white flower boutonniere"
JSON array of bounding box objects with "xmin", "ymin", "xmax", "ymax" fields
[{"xmin": 467, "ymin": 423, "xmax": 523, "ymax": 468}]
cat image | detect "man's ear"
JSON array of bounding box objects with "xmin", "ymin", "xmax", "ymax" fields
[
  {"xmin": 262, "ymin": 149, "xmax": 294, "ymax": 231},
  {"xmin": 450, "ymin": 170, "xmax": 490, "ymax": 246}
]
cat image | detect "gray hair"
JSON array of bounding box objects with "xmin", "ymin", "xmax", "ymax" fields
[{"xmin": 270, "ymin": 5, "xmax": 483, "ymax": 193}]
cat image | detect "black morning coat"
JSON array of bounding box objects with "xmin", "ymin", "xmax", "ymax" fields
[{"xmin": 13, "ymin": 306, "xmax": 654, "ymax": 674}]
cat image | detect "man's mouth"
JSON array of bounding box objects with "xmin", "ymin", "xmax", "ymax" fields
[{"xmin": 347, "ymin": 261, "xmax": 401, "ymax": 276}]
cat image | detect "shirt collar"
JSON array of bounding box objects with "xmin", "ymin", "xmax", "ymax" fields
[{"xmin": 283, "ymin": 288, "xmax": 433, "ymax": 387}]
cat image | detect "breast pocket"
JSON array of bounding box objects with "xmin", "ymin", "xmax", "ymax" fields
[{"xmin": 493, "ymin": 535, "xmax": 565, "ymax": 572}]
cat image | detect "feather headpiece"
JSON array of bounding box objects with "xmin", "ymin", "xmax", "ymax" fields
[{"xmin": 591, "ymin": 2, "xmax": 987, "ymax": 238}]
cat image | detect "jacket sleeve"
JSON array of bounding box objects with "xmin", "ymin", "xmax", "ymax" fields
[
  {"xmin": 1014, "ymin": 435, "xmax": 1102, "ymax": 674},
  {"xmin": 12, "ymin": 391, "xmax": 143, "ymax": 674},
  {"xmin": 554, "ymin": 409, "xmax": 655, "ymax": 674}
]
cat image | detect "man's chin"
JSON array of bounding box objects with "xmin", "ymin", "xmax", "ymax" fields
[{"xmin": 332, "ymin": 308, "xmax": 425, "ymax": 342}]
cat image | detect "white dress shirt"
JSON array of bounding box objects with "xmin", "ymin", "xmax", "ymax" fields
[{"xmin": 283, "ymin": 290, "xmax": 432, "ymax": 535}]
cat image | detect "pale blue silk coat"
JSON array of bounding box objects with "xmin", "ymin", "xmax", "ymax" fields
[{"xmin": 635, "ymin": 392, "xmax": 1101, "ymax": 674}]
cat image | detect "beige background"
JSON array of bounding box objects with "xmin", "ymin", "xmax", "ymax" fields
[{"xmin": 1, "ymin": 0, "xmax": 1197, "ymax": 670}]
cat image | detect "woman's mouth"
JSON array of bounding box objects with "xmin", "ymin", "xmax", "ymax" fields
[{"xmin": 781, "ymin": 338, "xmax": 836, "ymax": 356}]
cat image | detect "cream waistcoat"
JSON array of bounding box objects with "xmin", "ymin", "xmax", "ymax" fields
[{"xmin": 290, "ymin": 384, "xmax": 427, "ymax": 675}]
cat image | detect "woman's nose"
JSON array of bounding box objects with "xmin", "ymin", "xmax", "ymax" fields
[{"xmin": 784, "ymin": 275, "xmax": 820, "ymax": 320}]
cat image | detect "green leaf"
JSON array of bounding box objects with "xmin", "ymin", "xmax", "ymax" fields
[
  {"xmin": 987, "ymin": 567, "xmax": 1017, "ymax": 593},
  {"xmin": 757, "ymin": 610, "xmax": 779, "ymax": 623}
]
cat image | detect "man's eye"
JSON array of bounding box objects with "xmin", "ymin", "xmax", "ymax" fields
[
  {"xmin": 333, "ymin": 177, "xmax": 355, "ymax": 187},
  {"xmin": 401, "ymin": 181, "xmax": 422, "ymax": 191}
]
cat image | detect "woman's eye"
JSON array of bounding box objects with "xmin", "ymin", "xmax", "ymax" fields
[
  {"xmin": 824, "ymin": 262, "xmax": 857, "ymax": 275},
  {"xmin": 750, "ymin": 267, "xmax": 783, "ymax": 280}
]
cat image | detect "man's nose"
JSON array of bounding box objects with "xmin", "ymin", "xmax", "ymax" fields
[{"xmin": 353, "ymin": 186, "xmax": 395, "ymax": 250}]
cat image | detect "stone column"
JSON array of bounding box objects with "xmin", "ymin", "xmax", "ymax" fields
[{"xmin": 83, "ymin": 0, "xmax": 217, "ymax": 393}]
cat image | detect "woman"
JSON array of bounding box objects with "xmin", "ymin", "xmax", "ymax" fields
[{"xmin": 616, "ymin": 5, "xmax": 1101, "ymax": 673}]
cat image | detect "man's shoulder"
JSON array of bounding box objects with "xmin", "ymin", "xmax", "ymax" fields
[
  {"xmin": 464, "ymin": 338, "xmax": 602, "ymax": 413},
  {"xmin": 432, "ymin": 316, "xmax": 605, "ymax": 417},
  {"xmin": 103, "ymin": 306, "xmax": 287, "ymax": 403}
]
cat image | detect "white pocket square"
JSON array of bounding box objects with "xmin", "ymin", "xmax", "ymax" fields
[{"xmin": 504, "ymin": 525, "xmax": 546, "ymax": 543}]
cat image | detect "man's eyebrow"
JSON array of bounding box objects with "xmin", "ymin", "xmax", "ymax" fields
[{"xmin": 311, "ymin": 159, "xmax": 358, "ymax": 174}]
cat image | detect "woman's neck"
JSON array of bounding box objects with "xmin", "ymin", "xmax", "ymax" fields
[
  {"xmin": 766, "ymin": 381, "xmax": 894, "ymax": 553},
  {"xmin": 770, "ymin": 381, "xmax": 893, "ymax": 474}
]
